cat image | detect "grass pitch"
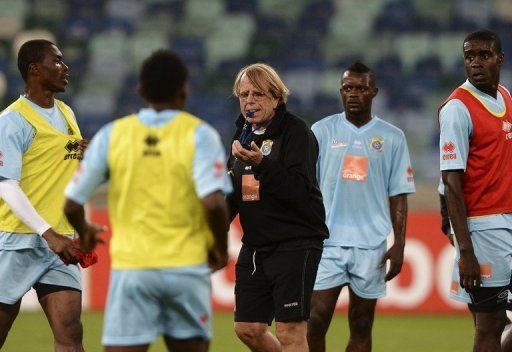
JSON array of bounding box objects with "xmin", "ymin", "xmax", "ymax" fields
[{"xmin": 3, "ymin": 311, "xmax": 473, "ymax": 351}]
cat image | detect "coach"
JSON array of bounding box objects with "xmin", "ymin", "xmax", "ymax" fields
[{"xmin": 227, "ymin": 63, "xmax": 328, "ymax": 352}]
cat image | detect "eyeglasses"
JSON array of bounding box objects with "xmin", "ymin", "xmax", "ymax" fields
[{"xmin": 238, "ymin": 91, "xmax": 268, "ymax": 102}]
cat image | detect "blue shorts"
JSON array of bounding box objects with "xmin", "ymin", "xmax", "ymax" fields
[
  {"xmin": 102, "ymin": 266, "xmax": 212, "ymax": 346},
  {"xmin": 450, "ymin": 228, "xmax": 512, "ymax": 303},
  {"xmin": 314, "ymin": 244, "xmax": 386, "ymax": 299},
  {"xmin": 0, "ymin": 247, "xmax": 81, "ymax": 304}
]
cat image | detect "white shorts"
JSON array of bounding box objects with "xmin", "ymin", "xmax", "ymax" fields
[{"xmin": 314, "ymin": 243, "xmax": 387, "ymax": 299}]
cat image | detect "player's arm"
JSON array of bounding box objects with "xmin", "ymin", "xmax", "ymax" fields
[
  {"xmin": 193, "ymin": 123, "xmax": 233, "ymax": 271},
  {"xmin": 442, "ymin": 169, "xmax": 480, "ymax": 290},
  {"xmin": 64, "ymin": 124, "xmax": 112, "ymax": 252},
  {"xmin": 0, "ymin": 179, "xmax": 78, "ymax": 263},
  {"xmin": 380, "ymin": 194, "xmax": 407, "ymax": 281},
  {"xmin": 380, "ymin": 130, "xmax": 415, "ymax": 281},
  {"xmin": 439, "ymin": 100, "xmax": 480, "ymax": 291},
  {"xmin": 201, "ymin": 191, "xmax": 230, "ymax": 272},
  {"xmin": 439, "ymin": 191, "xmax": 454, "ymax": 246}
]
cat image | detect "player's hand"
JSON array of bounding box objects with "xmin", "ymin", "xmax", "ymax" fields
[
  {"xmin": 458, "ymin": 250, "xmax": 481, "ymax": 291},
  {"xmin": 379, "ymin": 243, "xmax": 404, "ymax": 281},
  {"xmin": 42, "ymin": 228, "xmax": 79, "ymax": 265},
  {"xmin": 79, "ymin": 223, "xmax": 107, "ymax": 253},
  {"xmin": 232, "ymin": 141, "xmax": 263, "ymax": 167},
  {"xmin": 208, "ymin": 246, "xmax": 229, "ymax": 272}
]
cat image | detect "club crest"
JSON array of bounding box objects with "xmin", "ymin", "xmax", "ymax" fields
[
  {"xmin": 370, "ymin": 137, "xmax": 384, "ymax": 152},
  {"xmin": 261, "ymin": 139, "xmax": 273, "ymax": 156}
]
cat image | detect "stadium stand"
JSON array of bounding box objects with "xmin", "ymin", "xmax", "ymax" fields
[{"xmin": 0, "ymin": 0, "xmax": 511, "ymax": 183}]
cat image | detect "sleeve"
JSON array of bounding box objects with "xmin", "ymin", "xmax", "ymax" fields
[
  {"xmin": 388, "ymin": 130, "xmax": 416, "ymax": 196},
  {"xmin": 193, "ymin": 123, "xmax": 233, "ymax": 198},
  {"xmin": 0, "ymin": 111, "xmax": 34, "ymax": 181},
  {"xmin": 0, "ymin": 179, "xmax": 51, "ymax": 235},
  {"xmin": 439, "ymin": 99, "xmax": 472, "ymax": 171},
  {"xmin": 64, "ymin": 123, "xmax": 113, "ymax": 204},
  {"xmin": 252, "ymin": 120, "xmax": 318, "ymax": 203}
]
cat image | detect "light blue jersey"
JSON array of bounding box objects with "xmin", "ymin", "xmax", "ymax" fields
[
  {"xmin": 65, "ymin": 108, "xmax": 232, "ymax": 205},
  {"xmin": 0, "ymin": 96, "xmax": 75, "ymax": 249},
  {"xmin": 312, "ymin": 113, "xmax": 415, "ymax": 249}
]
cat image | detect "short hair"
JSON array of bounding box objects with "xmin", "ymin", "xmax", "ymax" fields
[
  {"xmin": 139, "ymin": 49, "xmax": 188, "ymax": 103},
  {"xmin": 343, "ymin": 61, "xmax": 375, "ymax": 84},
  {"xmin": 233, "ymin": 63, "xmax": 290, "ymax": 103},
  {"xmin": 463, "ymin": 29, "xmax": 502, "ymax": 53},
  {"xmin": 346, "ymin": 61, "xmax": 373, "ymax": 74},
  {"xmin": 17, "ymin": 39, "xmax": 55, "ymax": 82}
]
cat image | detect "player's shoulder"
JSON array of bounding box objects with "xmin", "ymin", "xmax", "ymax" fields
[
  {"xmin": 0, "ymin": 107, "xmax": 30, "ymax": 131},
  {"xmin": 373, "ymin": 117, "xmax": 406, "ymax": 138},
  {"xmin": 311, "ymin": 113, "xmax": 341, "ymax": 137},
  {"xmin": 499, "ymin": 85, "xmax": 512, "ymax": 99}
]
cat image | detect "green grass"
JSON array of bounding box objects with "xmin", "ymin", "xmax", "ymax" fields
[{"xmin": 3, "ymin": 311, "xmax": 473, "ymax": 351}]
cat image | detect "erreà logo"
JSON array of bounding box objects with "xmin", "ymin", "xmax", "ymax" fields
[
  {"xmin": 442, "ymin": 141, "xmax": 456, "ymax": 160},
  {"xmin": 143, "ymin": 135, "xmax": 161, "ymax": 157},
  {"xmin": 64, "ymin": 140, "xmax": 81, "ymax": 160}
]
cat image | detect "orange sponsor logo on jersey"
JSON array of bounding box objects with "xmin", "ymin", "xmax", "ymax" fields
[
  {"xmin": 341, "ymin": 155, "xmax": 369, "ymax": 182},
  {"xmin": 479, "ymin": 264, "xmax": 492, "ymax": 279}
]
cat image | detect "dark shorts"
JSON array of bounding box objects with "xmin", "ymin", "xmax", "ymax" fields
[
  {"xmin": 234, "ymin": 244, "xmax": 321, "ymax": 325},
  {"xmin": 468, "ymin": 285, "xmax": 509, "ymax": 313}
]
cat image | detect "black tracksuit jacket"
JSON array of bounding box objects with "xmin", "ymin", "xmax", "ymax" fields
[{"xmin": 227, "ymin": 104, "xmax": 329, "ymax": 251}]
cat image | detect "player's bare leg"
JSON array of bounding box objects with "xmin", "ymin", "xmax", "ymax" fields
[
  {"xmin": 346, "ymin": 288, "xmax": 377, "ymax": 352},
  {"xmin": 105, "ymin": 345, "xmax": 149, "ymax": 352},
  {"xmin": 163, "ymin": 336, "xmax": 209, "ymax": 352},
  {"xmin": 502, "ymin": 317, "xmax": 512, "ymax": 351},
  {"xmin": 39, "ymin": 289, "xmax": 84, "ymax": 352},
  {"xmin": 0, "ymin": 300, "xmax": 21, "ymax": 348},
  {"xmin": 307, "ymin": 286, "xmax": 343, "ymax": 352},
  {"xmin": 473, "ymin": 310, "xmax": 507, "ymax": 352},
  {"xmin": 276, "ymin": 320, "xmax": 308, "ymax": 352},
  {"xmin": 235, "ymin": 322, "xmax": 281, "ymax": 352}
]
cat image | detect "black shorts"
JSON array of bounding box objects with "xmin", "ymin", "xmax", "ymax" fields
[
  {"xmin": 234, "ymin": 244, "xmax": 321, "ymax": 325},
  {"xmin": 468, "ymin": 285, "xmax": 509, "ymax": 313}
]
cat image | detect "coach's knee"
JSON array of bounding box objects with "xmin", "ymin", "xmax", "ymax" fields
[
  {"xmin": 234, "ymin": 322, "xmax": 267, "ymax": 345},
  {"xmin": 276, "ymin": 321, "xmax": 307, "ymax": 347}
]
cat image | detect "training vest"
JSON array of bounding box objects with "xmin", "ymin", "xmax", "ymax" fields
[
  {"xmin": 439, "ymin": 85, "xmax": 512, "ymax": 217},
  {"xmin": 107, "ymin": 113, "xmax": 213, "ymax": 269},
  {"xmin": 0, "ymin": 98, "xmax": 82, "ymax": 234}
]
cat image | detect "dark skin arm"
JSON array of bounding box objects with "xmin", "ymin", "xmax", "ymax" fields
[
  {"xmin": 41, "ymin": 228, "xmax": 79, "ymax": 264},
  {"xmin": 63, "ymin": 199, "xmax": 106, "ymax": 253},
  {"xmin": 201, "ymin": 191, "xmax": 230, "ymax": 272},
  {"xmin": 380, "ymin": 194, "xmax": 407, "ymax": 281},
  {"xmin": 442, "ymin": 169, "xmax": 480, "ymax": 291},
  {"xmin": 439, "ymin": 193, "xmax": 454, "ymax": 245}
]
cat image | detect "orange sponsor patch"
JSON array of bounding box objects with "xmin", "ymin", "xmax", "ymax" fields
[
  {"xmin": 479, "ymin": 264, "xmax": 492, "ymax": 279},
  {"xmin": 341, "ymin": 155, "xmax": 369, "ymax": 182},
  {"xmin": 450, "ymin": 280, "xmax": 459, "ymax": 294},
  {"xmin": 242, "ymin": 174, "xmax": 260, "ymax": 202}
]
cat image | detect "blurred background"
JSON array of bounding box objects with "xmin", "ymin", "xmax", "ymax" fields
[{"xmin": 2, "ymin": 0, "xmax": 512, "ymax": 350}]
